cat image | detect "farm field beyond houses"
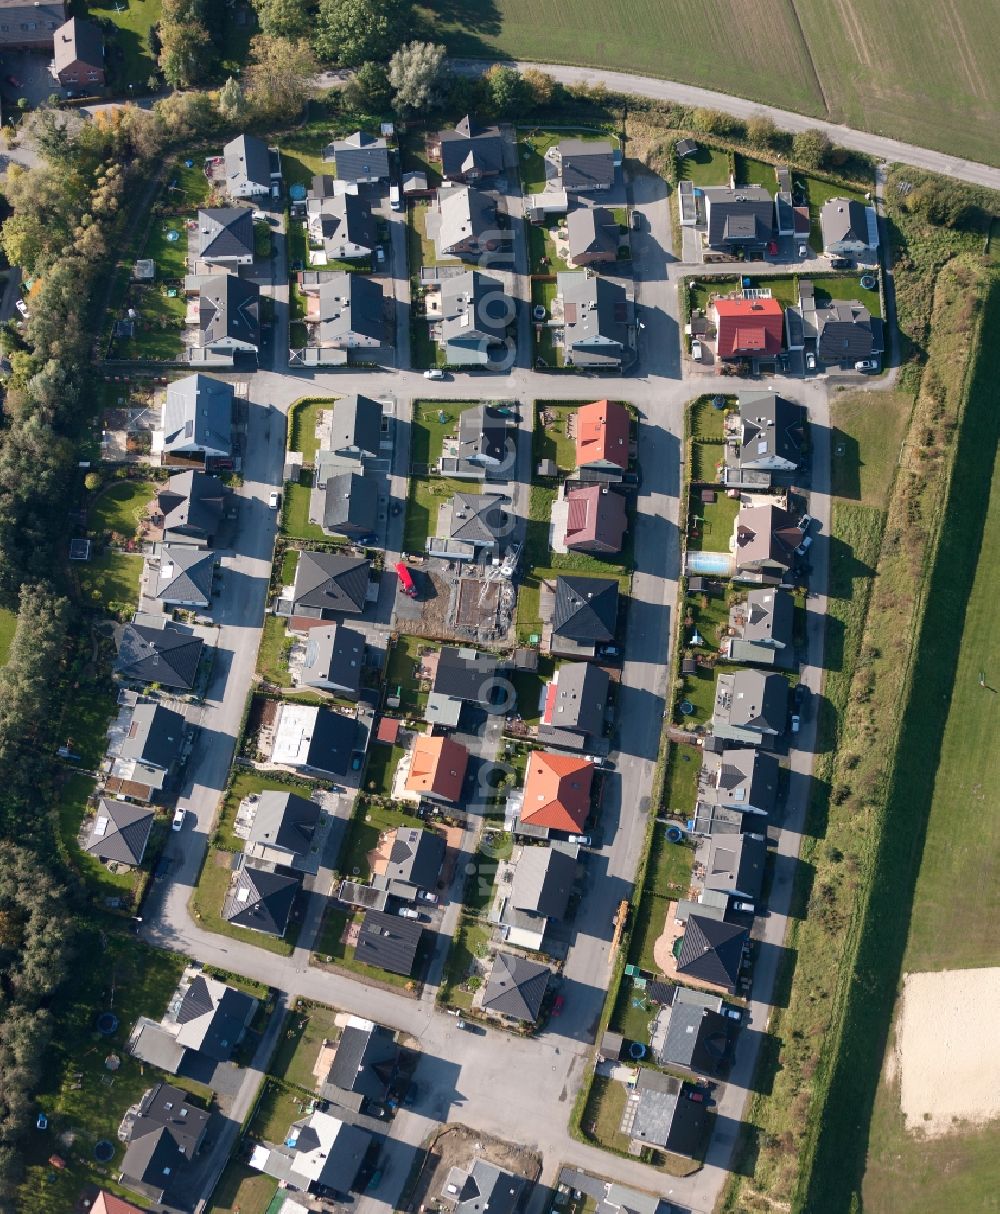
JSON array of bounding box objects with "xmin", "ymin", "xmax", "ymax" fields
[{"xmin": 425, "ymin": 0, "xmax": 1000, "ymax": 165}]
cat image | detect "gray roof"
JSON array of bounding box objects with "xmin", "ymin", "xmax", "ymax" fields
[
  {"xmin": 356, "ymin": 909, "xmax": 424, "ymax": 976},
  {"xmin": 162, "ymin": 374, "xmax": 233, "ymax": 457},
  {"xmin": 737, "ymin": 394, "xmax": 804, "ymax": 468},
  {"xmin": 157, "ymin": 470, "xmax": 225, "ymax": 542},
  {"xmin": 119, "ymin": 702, "xmax": 185, "ymax": 770},
  {"xmin": 246, "ymin": 791, "xmax": 320, "ymax": 862},
  {"xmin": 298, "ymin": 623, "xmax": 365, "ymax": 695},
  {"xmin": 224, "ymin": 134, "xmax": 271, "ymax": 194},
  {"xmin": 313, "ymin": 274, "xmax": 386, "ymax": 347},
  {"xmin": 816, "ymin": 300, "xmax": 881, "ymax": 363},
  {"xmin": 677, "ymin": 914, "xmax": 748, "ymax": 990},
  {"xmin": 197, "ymin": 206, "xmax": 254, "ymax": 261},
  {"xmin": 701, "ymin": 747, "xmax": 779, "ymax": 815},
  {"xmin": 0, "ymin": 3, "xmax": 65, "ymax": 48},
  {"xmin": 269, "ymin": 1111, "xmax": 371, "ymax": 1192},
  {"xmin": 331, "ymin": 130, "xmax": 391, "ymax": 182},
  {"xmin": 553, "ymin": 576, "xmax": 619, "ymax": 643},
  {"xmin": 198, "ymin": 274, "xmax": 260, "ymax": 349},
  {"xmin": 223, "ymin": 860, "xmax": 300, "ymax": 936},
  {"xmin": 557, "ymin": 271, "xmax": 629, "ymax": 365},
  {"xmin": 432, "ymin": 645, "xmax": 501, "ymax": 703},
  {"xmin": 510, "ymin": 846, "xmax": 576, "ymax": 919},
  {"xmin": 703, "ymin": 832, "xmax": 767, "ymax": 900},
  {"xmin": 292, "ymin": 550, "xmax": 370, "ymax": 615},
  {"xmin": 440, "ymin": 271, "xmax": 511, "ymax": 364},
  {"xmin": 458, "ymin": 403, "xmax": 508, "ymax": 464},
  {"xmin": 308, "ymin": 187, "xmax": 376, "ymax": 255},
  {"xmin": 153, "ymin": 546, "xmax": 215, "ymax": 605},
  {"xmin": 175, "ymin": 974, "xmax": 256, "ymax": 1061},
  {"xmin": 114, "ymin": 623, "xmax": 204, "ymax": 690},
  {"xmin": 435, "ymin": 184, "xmax": 496, "ymax": 255},
  {"xmin": 546, "ymin": 662, "xmax": 609, "ymax": 736},
  {"xmin": 382, "ymin": 827, "xmax": 445, "ymax": 892},
  {"xmin": 555, "ymin": 139, "xmax": 615, "ymax": 190},
  {"xmin": 438, "ymin": 115, "xmax": 504, "ymax": 179},
  {"xmin": 632, "ymin": 1069, "xmax": 707, "ymax": 1156},
  {"xmin": 660, "ymin": 995, "xmax": 731, "ymax": 1074},
  {"xmin": 330, "ymin": 392, "xmax": 383, "ymax": 456},
  {"xmin": 444, "ymin": 492, "xmax": 507, "ymax": 545},
  {"xmin": 52, "ymin": 16, "xmax": 102, "ymax": 72},
  {"xmin": 322, "ymin": 471, "xmax": 379, "ymax": 536},
  {"xmin": 120, "ymin": 1083, "xmax": 209, "ymax": 1200},
  {"xmin": 820, "ymin": 197, "xmax": 870, "ymax": 247},
  {"xmin": 566, "ymin": 205, "xmax": 618, "ymax": 258},
  {"xmin": 452, "ymin": 1160, "xmax": 525, "ymax": 1214},
  {"xmin": 740, "ymin": 588, "xmax": 794, "ymax": 649},
  {"xmin": 705, "ymin": 186, "xmax": 775, "ymax": 247},
  {"xmin": 325, "ymin": 1022, "xmax": 398, "ymax": 1102},
  {"xmin": 84, "ymin": 799, "xmax": 153, "ymax": 865},
  {"xmin": 714, "ymin": 670, "xmax": 789, "ymax": 734},
  {"xmin": 482, "ymin": 951, "xmax": 550, "ymax": 1021}
]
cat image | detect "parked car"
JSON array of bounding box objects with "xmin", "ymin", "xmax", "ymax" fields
[
  {"xmin": 766, "ymin": 239, "xmax": 779, "ymax": 256},
  {"xmin": 630, "ymin": 210, "xmax": 642, "ymax": 231},
  {"xmin": 268, "ymin": 490, "xmax": 281, "ymax": 510},
  {"xmin": 366, "ymin": 1170, "xmax": 383, "ymax": 1192},
  {"xmin": 855, "ymin": 359, "xmax": 879, "ymax": 372},
  {"xmin": 691, "ymin": 340, "xmax": 703, "ymax": 362},
  {"xmin": 793, "ymin": 682, "xmax": 810, "ymax": 715},
  {"xmin": 567, "ymin": 834, "xmax": 592, "ymax": 847},
  {"xmin": 790, "ymin": 713, "xmax": 801, "ymax": 734},
  {"xmin": 686, "ymin": 1088, "xmax": 706, "ymax": 1104},
  {"xmin": 376, "ymin": 246, "xmax": 386, "ymax": 265},
  {"xmin": 795, "ymin": 534, "xmax": 813, "ymax": 556},
  {"xmin": 389, "ymin": 184, "xmax": 402, "ymax": 211},
  {"xmin": 798, "ymin": 513, "xmax": 814, "ymax": 533},
  {"xmin": 417, "ymin": 890, "xmax": 439, "ymax": 904},
  {"xmin": 829, "ymin": 256, "xmax": 852, "ymax": 269},
  {"xmin": 423, "ymin": 368, "xmax": 445, "ymax": 380},
  {"xmin": 798, "ymin": 242, "xmax": 809, "ymax": 257},
  {"xmin": 15, "ymin": 299, "xmax": 29, "ymax": 318},
  {"xmin": 732, "ymin": 900, "xmax": 755, "ymax": 914},
  {"xmin": 723, "ymin": 1006, "xmax": 743, "ymax": 1021},
  {"xmin": 172, "ymin": 807, "xmax": 186, "ymax": 832},
  {"xmin": 805, "ymin": 353, "xmax": 817, "ymax": 370}
]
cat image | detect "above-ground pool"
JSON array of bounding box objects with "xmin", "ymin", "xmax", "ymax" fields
[{"xmin": 686, "ymin": 550, "xmax": 735, "ymax": 576}]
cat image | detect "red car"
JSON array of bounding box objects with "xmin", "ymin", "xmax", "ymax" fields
[
  {"xmin": 766, "ymin": 240, "xmax": 779, "ymax": 256},
  {"xmin": 686, "ymin": 1088, "xmax": 706, "ymax": 1103},
  {"xmin": 551, "ymin": 995, "xmax": 565, "ymax": 1017}
]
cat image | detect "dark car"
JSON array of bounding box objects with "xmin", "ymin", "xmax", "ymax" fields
[
  {"xmin": 793, "ymin": 682, "xmax": 809, "ymax": 714},
  {"xmin": 630, "ymin": 210, "xmax": 642, "ymax": 231},
  {"xmin": 829, "ymin": 256, "xmax": 852, "ymax": 269}
]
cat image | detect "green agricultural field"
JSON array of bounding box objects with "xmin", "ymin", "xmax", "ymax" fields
[{"xmin": 425, "ymin": 0, "xmax": 1000, "ymax": 166}]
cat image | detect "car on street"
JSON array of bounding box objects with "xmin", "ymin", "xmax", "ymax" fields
[
  {"xmin": 423, "ymin": 368, "xmax": 445, "ymax": 380},
  {"xmin": 268, "ymin": 490, "xmax": 280, "ymax": 510},
  {"xmin": 172, "ymin": 807, "xmax": 186, "ymax": 832},
  {"xmin": 790, "ymin": 713, "xmax": 801, "ymax": 734},
  {"xmin": 855, "ymin": 359, "xmax": 879, "ymax": 372}
]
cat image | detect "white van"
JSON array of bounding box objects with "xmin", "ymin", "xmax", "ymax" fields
[{"xmin": 389, "ymin": 184, "xmax": 402, "ymax": 212}]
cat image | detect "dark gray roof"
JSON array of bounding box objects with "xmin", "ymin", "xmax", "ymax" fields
[
  {"xmin": 120, "ymin": 1083, "xmax": 209, "ymax": 1199},
  {"xmin": 293, "ymin": 550, "xmax": 370, "ymax": 615},
  {"xmin": 303, "ymin": 707, "xmax": 360, "ymax": 775},
  {"xmin": 153, "ymin": 546, "xmax": 215, "ymax": 605},
  {"xmin": 566, "ymin": 205, "xmax": 619, "ymax": 258},
  {"xmin": 438, "ymin": 115, "xmax": 504, "ymax": 179},
  {"xmin": 632, "ymin": 1069, "xmax": 707, "ymax": 1156},
  {"xmin": 325, "ymin": 1023, "xmax": 398, "ymax": 1101},
  {"xmin": 738, "ymin": 394, "xmax": 804, "ymax": 467},
  {"xmin": 447, "ymin": 492, "xmax": 507, "ymax": 544},
  {"xmin": 356, "ymin": 910, "xmax": 424, "ymax": 976},
  {"xmin": 246, "ymin": 791, "xmax": 320, "ymax": 859},
  {"xmin": 548, "ymin": 662, "xmax": 609, "ymax": 735},
  {"xmin": 198, "ymin": 274, "xmax": 260, "ymax": 348},
  {"xmin": 441, "ymin": 271, "xmax": 511, "ymax": 363},
  {"xmin": 298, "ymin": 624, "xmax": 365, "ymax": 695},
  {"xmin": 435, "ymin": 183, "xmax": 496, "ymax": 254},
  {"xmin": 556, "ymin": 139, "xmax": 615, "ymax": 190},
  {"xmin": 224, "ymin": 134, "xmax": 271, "ymax": 193},
  {"xmin": 557, "ymin": 271, "xmax": 629, "ymax": 365},
  {"xmin": 52, "ymin": 16, "xmax": 103, "ymax": 72},
  {"xmin": 677, "ymin": 915, "xmax": 748, "ymax": 990},
  {"xmin": 553, "ymin": 576, "xmax": 619, "ymax": 643},
  {"xmin": 706, "ymin": 187, "xmax": 775, "ymax": 247},
  {"xmin": 433, "ymin": 645, "xmax": 500, "ymax": 702},
  {"xmin": 162, "ymin": 374, "xmax": 234, "ymax": 456},
  {"xmin": 175, "ymin": 975, "xmax": 256, "ymax": 1062},
  {"xmin": 741, "ymin": 588, "xmax": 794, "ymax": 649},
  {"xmin": 120, "ymin": 702, "xmax": 185, "ymax": 769},
  {"xmin": 660, "ymin": 994, "xmax": 732, "ymax": 1074},
  {"xmin": 383, "ymin": 827, "xmax": 445, "ymax": 891},
  {"xmin": 323, "ymin": 471, "xmax": 379, "ymax": 537},
  {"xmin": 314, "ymin": 274, "xmax": 386, "ymax": 346},
  {"xmin": 816, "ymin": 301, "xmax": 880, "ymax": 363},
  {"xmin": 703, "ymin": 747, "xmax": 780, "ymax": 815},
  {"xmin": 715, "ymin": 670, "xmax": 789, "ymax": 733},
  {"xmin": 330, "ymin": 392, "xmax": 383, "ymax": 455},
  {"xmin": 223, "ymin": 861, "xmax": 300, "ymax": 936},
  {"xmin": 84, "ymin": 799, "xmax": 153, "ymax": 865},
  {"xmin": 309, "ymin": 187, "xmax": 376, "ymax": 253},
  {"xmin": 197, "ymin": 206, "xmax": 254, "ymax": 261},
  {"xmin": 114, "ymin": 623, "xmax": 204, "ymax": 690},
  {"xmin": 331, "ymin": 131, "xmax": 391, "ymax": 182},
  {"xmin": 704, "ymin": 832, "xmax": 766, "ymax": 900},
  {"xmin": 482, "ymin": 951, "xmax": 550, "ymax": 1021},
  {"xmin": 458, "ymin": 403, "xmax": 508, "ymax": 464},
  {"xmin": 510, "ymin": 846, "xmax": 576, "ymax": 919},
  {"xmin": 157, "ymin": 470, "xmax": 225, "ymax": 542},
  {"xmin": 454, "ymin": 1160, "xmax": 525, "ymax": 1214}
]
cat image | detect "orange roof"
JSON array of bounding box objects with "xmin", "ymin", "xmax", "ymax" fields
[
  {"xmin": 575, "ymin": 399, "xmax": 630, "ymax": 471},
  {"xmin": 405, "ymin": 734, "xmax": 468, "ymax": 802},
  {"xmin": 712, "ymin": 296, "xmax": 784, "ymax": 358},
  {"xmin": 520, "ymin": 750, "xmax": 594, "ymax": 832},
  {"xmin": 93, "ymin": 1193, "xmax": 149, "ymax": 1214}
]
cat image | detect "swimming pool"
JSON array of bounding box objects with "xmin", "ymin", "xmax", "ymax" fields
[{"xmin": 686, "ymin": 550, "xmax": 735, "ymax": 576}]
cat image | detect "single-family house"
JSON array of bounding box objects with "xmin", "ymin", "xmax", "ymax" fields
[
  {"xmin": 329, "ymin": 130, "xmax": 391, "ymax": 183},
  {"xmin": 712, "ymin": 295, "xmax": 784, "ymax": 360},
  {"xmin": 704, "ymin": 186, "xmax": 775, "ymax": 251},
  {"xmin": 245, "ymin": 791, "xmax": 321, "ymax": 871},
  {"xmin": 146, "ymin": 546, "xmax": 215, "ymax": 608},
  {"xmin": 222, "ymin": 133, "xmax": 280, "ymax": 199},
  {"xmin": 196, "ymin": 207, "xmax": 254, "ymax": 266},
  {"xmin": 563, "ymin": 484, "xmax": 627, "ymax": 554},
  {"xmin": 253, "ymin": 1108, "xmax": 371, "ymax": 1197},
  {"xmin": 106, "ymin": 701, "xmax": 186, "ymax": 802},
  {"xmin": 129, "ymin": 971, "xmax": 257, "ymax": 1075},
  {"xmin": 816, "ymin": 299, "xmax": 882, "ymax": 365},
  {"xmin": 301, "ymin": 272, "xmax": 387, "ymax": 358},
  {"xmin": 374, "ymin": 825, "xmax": 446, "ymax": 897},
  {"xmin": 438, "ymin": 270, "xmax": 513, "ymax": 367},
  {"xmin": 482, "ymin": 951, "xmax": 551, "ymax": 1023},
  {"xmin": 820, "ymin": 197, "xmax": 879, "ymax": 258},
  {"xmin": 326, "ymin": 393, "xmax": 384, "ymax": 458},
  {"xmin": 223, "ymin": 859, "xmax": 300, "ymax": 936},
  {"xmin": 156, "ymin": 470, "xmax": 227, "ymax": 547},
  {"xmin": 724, "ymin": 587, "xmax": 795, "ymax": 668},
  {"xmin": 575, "ymin": 398, "xmax": 630, "ymax": 474},
  {"xmin": 733, "ymin": 501, "xmax": 802, "ymax": 578},
  {"xmin": 726, "ymin": 393, "xmax": 804, "ymax": 487},
  {"xmin": 699, "ymin": 830, "xmax": 767, "ymax": 901},
  {"xmin": 51, "ymin": 16, "xmax": 103, "ymax": 87},
  {"xmin": 426, "ymin": 644, "xmax": 505, "ymax": 727},
  {"xmin": 83, "ymin": 799, "xmax": 154, "ymax": 868},
  {"xmin": 118, "ymin": 1084, "xmax": 208, "ymax": 1205},
  {"xmin": 566, "ymin": 206, "xmax": 619, "ymax": 266},
  {"xmin": 654, "ymin": 987, "xmax": 735, "ymax": 1076},
  {"xmin": 356, "ymin": 909, "xmax": 424, "ymax": 976},
  {"xmin": 499, "ymin": 845, "xmax": 576, "ymax": 951},
  {"xmin": 519, "ymin": 750, "xmax": 593, "ymax": 834},
  {"xmin": 191, "ymin": 274, "xmax": 260, "ymax": 365},
  {"xmin": 307, "ymin": 178, "xmax": 376, "ymax": 261},
  {"xmin": 439, "ymin": 403, "xmax": 511, "ymax": 479},
  {"xmin": 290, "ymin": 550, "xmax": 371, "ymax": 618},
  {"xmin": 436, "ymin": 115, "xmax": 505, "ymax": 182},
  {"xmin": 675, "ymin": 912, "xmax": 749, "ymax": 993},
  {"xmin": 697, "ymin": 747, "xmax": 779, "ymax": 818},
  {"xmin": 430, "ymin": 183, "xmax": 498, "ymax": 260},
  {"xmin": 322, "ymin": 470, "xmax": 379, "ymax": 540},
  {"xmin": 551, "ymin": 575, "xmax": 619, "ymax": 659},
  {"xmin": 547, "ymin": 139, "xmax": 616, "ymax": 193},
  {"xmin": 91, "ymin": 1192, "xmax": 147, "ymax": 1214},
  {"xmin": 712, "ymin": 669, "xmax": 789, "ymax": 744},
  {"xmin": 270, "ymin": 702, "xmax": 360, "ymax": 777},
  {"xmin": 538, "ymin": 661, "xmax": 610, "ymax": 751},
  {"xmin": 0, "ymin": 1, "xmax": 65, "ymax": 51},
  {"xmin": 555, "ymin": 271, "xmax": 631, "ymax": 370},
  {"xmin": 443, "ymin": 1160, "xmax": 525, "ymax": 1214},
  {"xmin": 293, "ymin": 623, "xmax": 365, "ymax": 696},
  {"xmin": 158, "ymin": 374, "xmax": 233, "ymax": 465},
  {"xmin": 404, "ymin": 735, "xmax": 469, "ymax": 804},
  {"xmin": 629, "ymin": 1069, "xmax": 707, "ymax": 1157},
  {"xmin": 320, "ymin": 1017, "xmax": 400, "ymax": 1112},
  {"xmin": 114, "ymin": 622, "xmax": 204, "ymax": 691},
  {"xmin": 431, "ymin": 491, "xmax": 508, "ymax": 561}
]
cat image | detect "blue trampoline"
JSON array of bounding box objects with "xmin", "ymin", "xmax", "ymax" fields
[{"xmin": 289, "ymin": 183, "xmax": 308, "ymax": 201}]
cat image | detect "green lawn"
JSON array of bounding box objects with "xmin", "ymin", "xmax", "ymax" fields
[
  {"xmin": 734, "ymin": 154, "xmax": 777, "ymax": 190},
  {"xmin": 690, "ymin": 395, "xmax": 732, "ymax": 442},
  {"xmin": 531, "ymin": 278, "xmax": 563, "ymax": 368},
  {"xmin": 679, "ymin": 146, "xmax": 731, "ymax": 187},
  {"xmin": 336, "ymin": 799, "xmax": 419, "ymax": 883},
  {"xmin": 528, "ymin": 218, "xmax": 569, "ymax": 274},
  {"xmin": 279, "ymin": 131, "xmax": 332, "ymax": 192},
  {"xmin": 84, "ymin": 0, "xmax": 162, "ymax": 91},
  {"xmin": 809, "ymin": 272, "xmax": 882, "ymax": 319},
  {"xmin": 117, "ymin": 285, "xmax": 187, "ymax": 361},
  {"xmin": 411, "ymin": 399, "xmax": 482, "ymax": 469},
  {"xmin": 288, "ymin": 397, "xmax": 337, "ymax": 464},
  {"xmin": 270, "ymin": 1000, "xmax": 342, "ymax": 1093},
  {"xmin": 206, "ymin": 1159, "xmax": 278, "ymax": 1214},
  {"xmin": 281, "ymin": 474, "xmax": 332, "ymax": 543},
  {"xmin": 438, "ymin": 914, "xmax": 493, "ymax": 1010},
  {"xmin": 313, "ymin": 903, "xmax": 418, "ymax": 989},
  {"xmin": 0, "ymin": 605, "xmax": 17, "ymax": 665},
  {"xmin": 249, "ymin": 1077, "xmax": 313, "ymax": 1144},
  {"xmin": 511, "ymin": 655, "xmax": 554, "ymax": 726},
  {"xmin": 257, "ymin": 615, "xmax": 292, "ymax": 686},
  {"xmin": 663, "ymin": 740, "xmax": 701, "ymax": 817},
  {"xmin": 626, "ymin": 892, "xmax": 672, "ymax": 973},
  {"xmin": 405, "ymin": 475, "xmax": 477, "ymax": 553},
  {"xmin": 831, "ymin": 390, "xmax": 912, "ymax": 506},
  {"xmin": 534, "ymin": 400, "xmax": 579, "ymax": 471},
  {"xmin": 408, "ymin": 199, "xmax": 456, "ymax": 268},
  {"xmin": 91, "ymin": 479, "xmax": 155, "ymax": 538},
  {"xmin": 362, "ymin": 743, "xmax": 405, "ymax": 797},
  {"xmin": 143, "ymin": 215, "xmax": 190, "ymax": 283},
  {"xmin": 77, "ymin": 551, "xmax": 143, "ymax": 613},
  {"xmin": 518, "ymin": 128, "xmax": 613, "ymax": 194},
  {"xmin": 280, "ymin": 548, "xmax": 300, "ymax": 584},
  {"xmin": 581, "ymin": 1074, "xmax": 631, "ymax": 1152},
  {"xmin": 60, "ymin": 679, "xmax": 118, "ymax": 769},
  {"xmin": 687, "ymin": 487, "xmax": 738, "ymax": 552},
  {"xmin": 192, "ymin": 848, "xmax": 300, "ymax": 956},
  {"xmin": 644, "ymin": 828, "xmax": 696, "ymax": 902},
  {"xmin": 385, "ymin": 634, "xmax": 437, "ymax": 715}
]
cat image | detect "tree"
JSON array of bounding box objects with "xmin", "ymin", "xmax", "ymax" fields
[
  {"xmin": 792, "ymin": 128, "xmax": 830, "ymax": 169},
  {"xmin": 746, "ymin": 115, "xmax": 777, "ymax": 148},
  {"xmin": 254, "ymin": 0, "xmax": 310, "ymax": 38},
  {"xmin": 158, "ymin": 18, "xmax": 212, "ymax": 88},
  {"xmin": 0, "ymin": 213, "xmax": 46, "ymax": 276},
  {"xmin": 343, "ymin": 60, "xmax": 391, "ymax": 111},
  {"xmin": 523, "ymin": 68, "xmax": 555, "ymax": 107},
  {"xmin": 691, "ymin": 107, "xmax": 728, "ymax": 135},
  {"xmin": 244, "ymin": 35, "xmax": 318, "ymax": 120},
  {"xmin": 217, "ymin": 75, "xmax": 248, "ymax": 122},
  {"xmin": 485, "ymin": 64, "xmax": 529, "ymax": 116},
  {"xmin": 314, "ymin": 0, "xmax": 412, "ymax": 65},
  {"xmin": 83, "ymin": 472, "xmax": 101, "ymax": 491},
  {"xmin": 388, "ymin": 40, "xmax": 447, "ymax": 111}
]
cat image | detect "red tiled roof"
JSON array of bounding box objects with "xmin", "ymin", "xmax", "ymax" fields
[
  {"xmin": 564, "ymin": 484, "xmax": 627, "ymax": 552},
  {"xmin": 93, "ymin": 1193, "xmax": 149, "ymax": 1214},
  {"xmin": 576, "ymin": 399, "xmax": 630, "ymax": 470},
  {"xmin": 520, "ymin": 751, "xmax": 594, "ymax": 832},
  {"xmin": 712, "ymin": 296, "xmax": 784, "ymax": 358},
  {"xmin": 376, "ymin": 716, "xmax": 401, "ymax": 744},
  {"xmin": 405, "ymin": 734, "xmax": 468, "ymax": 802}
]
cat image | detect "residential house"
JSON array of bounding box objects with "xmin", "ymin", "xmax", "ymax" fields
[
  {"xmin": 712, "ymin": 669, "xmax": 789, "ymax": 745},
  {"xmin": 724, "ymin": 588, "xmax": 795, "ymax": 668},
  {"xmin": 703, "ymin": 186, "xmax": 775, "ymax": 252},
  {"xmin": 430, "ymin": 491, "xmax": 508, "ymax": 561},
  {"xmin": 404, "ymin": 735, "xmax": 469, "ymax": 804},
  {"xmin": 196, "ymin": 207, "xmax": 254, "ymax": 266},
  {"xmin": 300, "ymin": 272, "xmax": 387, "ymax": 359},
  {"xmin": 499, "ymin": 845, "xmax": 576, "ymax": 951},
  {"xmin": 563, "ymin": 484, "xmax": 627, "ymax": 555},
  {"xmin": 293, "ymin": 623, "xmax": 366, "ymax": 697},
  {"xmin": 83, "ymin": 799, "xmax": 154, "ymax": 868},
  {"xmin": 105, "ymin": 701, "xmax": 186, "ymax": 802},
  {"xmin": 482, "ymin": 951, "xmax": 551, "ymax": 1023},
  {"xmin": 129, "ymin": 970, "xmax": 257, "ymax": 1074},
  {"xmin": 145, "ymin": 546, "xmax": 215, "ymax": 609},
  {"xmin": 519, "ymin": 750, "xmax": 593, "ymax": 834},
  {"xmin": 320, "ymin": 1017, "xmax": 400, "ymax": 1112},
  {"xmin": 0, "ymin": 1, "xmax": 65, "ymax": 50},
  {"xmin": 629, "ymin": 1069, "xmax": 707, "ymax": 1158},
  {"xmin": 712, "ymin": 295, "xmax": 784, "ymax": 360},
  {"xmin": 245, "ymin": 791, "xmax": 321, "ymax": 871},
  {"xmin": 551, "ymin": 575, "xmax": 619, "ymax": 659},
  {"xmin": 697, "ymin": 747, "xmax": 779, "ymax": 818},
  {"xmin": 91, "ymin": 1192, "xmax": 148, "ymax": 1214},
  {"xmin": 547, "ymin": 139, "xmax": 616, "ymax": 193},
  {"xmin": 525, "ymin": 189, "xmax": 568, "ymax": 222},
  {"xmin": 699, "ymin": 830, "xmax": 767, "ymax": 901},
  {"xmin": 328, "ymin": 393, "xmax": 384, "ymax": 457},
  {"xmin": 438, "ymin": 270, "xmax": 513, "ymax": 367},
  {"xmin": 439, "ymin": 402, "xmax": 511, "ymax": 479},
  {"xmin": 373, "ymin": 825, "xmax": 446, "ymax": 898},
  {"xmin": 190, "ymin": 274, "xmax": 260, "ymax": 366},
  {"xmin": 356, "ymin": 909, "xmax": 424, "ymax": 976},
  {"xmin": 733, "ymin": 501, "xmax": 802, "ymax": 579},
  {"xmin": 820, "ymin": 197, "xmax": 879, "ymax": 258},
  {"xmin": 436, "ymin": 115, "xmax": 505, "ymax": 182},
  {"xmin": 675, "ymin": 912, "xmax": 749, "ymax": 993},
  {"xmin": 158, "ymin": 374, "xmax": 234, "ymax": 466},
  {"xmin": 253, "ymin": 1108, "xmax": 371, "ymax": 1197},
  {"xmin": 289, "ymin": 550, "xmax": 371, "ymax": 619},
  {"xmin": 426, "ymin": 644, "xmax": 504, "ymax": 727},
  {"xmin": 442, "ymin": 1160, "xmax": 525, "ymax": 1214},
  {"xmin": 322, "ymin": 470, "xmax": 379, "ymax": 540},
  {"xmin": 222, "ymin": 133, "xmax": 280, "ymax": 199},
  {"xmin": 329, "ymin": 130, "xmax": 391, "ymax": 183},
  {"xmin": 430, "ymin": 183, "xmax": 498, "ymax": 260},
  {"xmin": 566, "ymin": 206, "xmax": 619, "ymax": 266},
  {"xmin": 270, "ymin": 702, "xmax": 360, "ymax": 777},
  {"xmin": 114, "ymin": 623, "xmax": 204, "ymax": 691},
  {"xmin": 307, "ymin": 180, "xmax": 376, "ymax": 262},
  {"xmin": 555, "ymin": 271, "xmax": 631, "ymax": 370},
  {"xmin": 118, "ymin": 1083, "xmax": 209, "ymax": 1205},
  {"xmin": 816, "ymin": 298, "xmax": 882, "ymax": 365},
  {"xmin": 223, "ymin": 858, "xmax": 300, "ymax": 936},
  {"xmin": 654, "ymin": 987, "xmax": 735, "ymax": 1077},
  {"xmin": 575, "ymin": 398, "xmax": 630, "ymax": 475},
  {"xmin": 538, "ymin": 661, "xmax": 610, "ymax": 751},
  {"xmin": 724, "ymin": 393, "xmax": 804, "ymax": 488},
  {"xmin": 51, "ymin": 17, "xmax": 103, "ymax": 87},
  {"xmin": 156, "ymin": 470, "xmax": 227, "ymax": 547}
]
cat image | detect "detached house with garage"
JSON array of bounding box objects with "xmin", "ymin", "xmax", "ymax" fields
[
  {"xmin": 820, "ymin": 196, "xmax": 879, "ymax": 258},
  {"xmin": 733, "ymin": 500, "xmax": 802, "ymax": 580},
  {"xmin": 575, "ymin": 398, "xmax": 630, "ymax": 478},
  {"xmin": 51, "ymin": 16, "xmax": 103, "ymax": 88},
  {"xmin": 517, "ymin": 750, "xmax": 593, "ymax": 836},
  {"xmin": 712, "ymin": 669, "xmax": 789, "ymax": 745},
  {"xmin": 547, "ymin": 139, "xmax": 616, "ymax": 193},
  {"xmin": 196, "ymin": 207, "xmax": 254, "ymax": 266},
  {"xmin": 550, "ymin": 575, "xmax": 620, "ymax": 660},
  {"xmin": 566, "ymin": 206, "xmax": 619, "ymax": 267},
  {"xmin": 555, "ymin": 271, "xmax": 632, "ymax": 370},
  {"xmin": 222, "ymin": 133, "xmax": 281, "ymax": 199},
  {"xmin": 725, "ymin": 587, "xmax": 795, "ymax": 669},
  {"xmin": 712, "ymin": 295, "xmax": 784, "ymax": 361},
  {"xmin": 562, "ymin": 484, "xmax": 628, "ymax": 555},
  {"xmin": 289, "ymin": 550, "xmax": 372, "ymax": 619},
  {"xmin": 157, "ymin": 374, "xmax": 233, "ymax": 467},
  {"xmin": 298, "ymin": 272, "xmax": 387, "ymax": 363},
  {"xmin": 189, "ymin": 274, "xmax": 260, "ymax": 367},
  {"xmin": 724, "ymin": 394, "xmax": 805, "ymax": 488},
  {"xmin": 435, "ymin": 115, "xmax": 505, "ymax": 183},
  {"xmin": 429, "ymin": 183, "xmax": 498, "ymax": 261},
  {"xmin": 329, "ymin": 131, "xmax": 391, "ymax": 184},
  {"xmin": 704, "ymin": 186, "xmax": 775, "ymax": 253}
]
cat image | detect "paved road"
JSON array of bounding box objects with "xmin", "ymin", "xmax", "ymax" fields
[{"xmin": 451, "ymin": 58, "xmax": 1000, "ymax": 187}]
